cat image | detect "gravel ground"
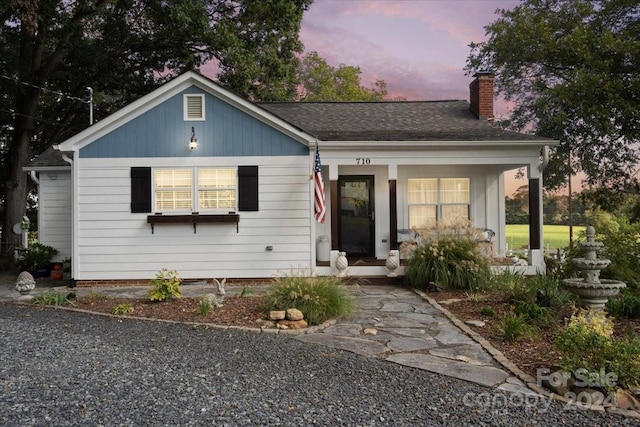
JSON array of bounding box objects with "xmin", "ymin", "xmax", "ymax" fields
[{"xmin": 0, "ymin": 304, "xmax": 637, "ymax": 426}]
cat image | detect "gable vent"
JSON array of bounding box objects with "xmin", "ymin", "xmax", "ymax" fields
[{"xmin": 184, "ymin": 94, "xmax": 205, "ymax": 120}]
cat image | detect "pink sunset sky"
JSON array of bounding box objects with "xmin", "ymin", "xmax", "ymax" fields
[{"xmin": 300, "ymin": 0, "xmax": 520, "ymax": 112}]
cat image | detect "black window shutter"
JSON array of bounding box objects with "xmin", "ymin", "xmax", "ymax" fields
[
  {"xmin": 238, "ymin": 166, "xmax": 258, "ymax": 211},
  {"xmin": 131, "ymin": 167, "xmax": 152, "ymax": 213}
]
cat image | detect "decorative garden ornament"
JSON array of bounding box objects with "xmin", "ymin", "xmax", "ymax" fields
[
  {"xmin": 336, "ymin": 252, "xmax": 348, "ymax": 277},
  {"xmin": 563, "ymin": 226, "xmax": 626, "ymax": 309},
  {"xmin": 386, "ymin": 250, "xmax": 399, "ymax": 277},
  {"xmin": 15, "ymin": 271, "xmax": 36, "ymax": 294}
]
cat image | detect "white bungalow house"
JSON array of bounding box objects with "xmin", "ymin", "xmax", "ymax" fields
[{"xmin": 25, "ymin": 71, "xmax": 556, "ymax": 285}]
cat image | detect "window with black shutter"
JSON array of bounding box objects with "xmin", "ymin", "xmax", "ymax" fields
[
  {"xmin": 132, "ymin": 166, "xmax": 259, "ymax": 215},
  {"xmin": 131, "ymin": 167, "xmax": 151, "ymax": 213},
  {"xmin": 238, "ymin": 166, "xmax": 258, "ymax": 211}
]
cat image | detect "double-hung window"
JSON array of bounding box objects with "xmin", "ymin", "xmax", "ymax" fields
[
  {"xmin": 154, "ymin": 168, "xmax": 236, "ymax": 212},
  {"xmin": 155, "ymin": 169, "xmax": 193, "ymax": 211},
  {"xmin": 198, "ymin": 168, "xmax": 236, "ymax": 210},
  {"xmin": 408, "ymin": 178, "xmax": 470, "ymax": 228}
]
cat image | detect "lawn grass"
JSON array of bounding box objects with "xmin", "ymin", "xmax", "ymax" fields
[{"xmin": 506, "ymin": 224, "xmax": 586, "ymax": 251}]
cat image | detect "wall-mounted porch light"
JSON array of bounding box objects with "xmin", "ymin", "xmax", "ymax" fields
[{"xmin": 188, "ymin": 126, "xmax": 198, "ymax": 150}]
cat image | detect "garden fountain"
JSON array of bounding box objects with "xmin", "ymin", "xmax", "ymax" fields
[{"xmin": 563, "ymin": 225, "xmax": 626, "ymax": 309}]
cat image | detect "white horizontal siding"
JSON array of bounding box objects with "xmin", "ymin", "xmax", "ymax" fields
[
  {"xmin": 38, "ymin": 172, "xmax": 72, "ymax": 261},
  {"xmin": 75, "ymin": 156, "xmax": 312, "ymax": 280}
]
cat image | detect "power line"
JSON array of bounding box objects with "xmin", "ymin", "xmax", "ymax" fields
[
  {"xmin": 0, "ymin": 107, "xmax": 85, "ymax": 131},
  {"xmin": 1, "ymin": 74, "xmax": 91, "ymax": 104}
]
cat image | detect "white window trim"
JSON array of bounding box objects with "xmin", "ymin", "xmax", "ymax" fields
[
  {"xmin": 407, "ymin": 177, "xmax": 471, "ymax": 228},
  {"xmin": 153, "ymin": 167, "xmax": 237, "ymax": 213},
  {"xmin": 183, "ymin": 94, "xmax": 205, "ymax": 121},
  {"xmin": 196, "ymin": 168, "xmax": 237, "ymax": 211},
  {"xmin": 154, "ymin": 168, "xmax": 194, "ymax": 213}
]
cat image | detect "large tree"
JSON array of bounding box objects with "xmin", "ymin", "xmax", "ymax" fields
[
  {"xmin": 297, "ymin": 51, "xmax": 390, "ymax": 101},
  {"xmin": 466, "ymin": 0, "xmax": 640, "ymax": 192},
  {"xmin": 0, "ymin": 0, "xmax": 311, "ymax": 254}
]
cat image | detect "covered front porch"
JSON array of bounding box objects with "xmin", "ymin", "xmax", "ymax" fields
[{"xmin": 312, "ymin": 153, "xmax": 547, "ymax": 277}]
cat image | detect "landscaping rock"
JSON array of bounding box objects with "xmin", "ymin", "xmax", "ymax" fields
[
  {"xmin": 269, "ymin": 310, "xmax": 286, "ymax": 321},
  {"xmin": 278, "ymin": 319, "xmax": 308, "ymax": 329},
  {"xmin": 465, "ymin": 320, "xmax": 485, "ymax": 327},
  {"xmin": 540, "ymin": 370, "xmax": 573, "ymax": 397},
  {"xmin": 438, "ymin": 298, "xmax": 462, "ymax": 305},
  {"xmin": 286, "ymin": 308, "xmax": 304, "ymax": 321},
  {"xmin": 255, "ymin": 319, "xmax": 276, "ymax": 328},
  {"xmin": 616, "ymin": 389, "xmax": 640, "ymax": 411}
]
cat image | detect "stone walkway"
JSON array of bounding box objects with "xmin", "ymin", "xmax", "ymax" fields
[
  {"xmin": 0, "ymin": 276, "xmax": 538, "ymax": 396},
  {"xmin": 297, "ymin": 285, "xmax": 532, "ymax": 393}
]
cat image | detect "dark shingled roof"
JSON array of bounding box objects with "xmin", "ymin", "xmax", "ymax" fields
[
  {"xmin": 258, "ymin": 100, "xmax": 548, "ymax": 142},
  {"xmin": 27, "ymin": 146, "xmax": 73, "ymax": 168},
  {"xmin": 28, "ymin": 98, "xmax": 550, "ymax": 168}
]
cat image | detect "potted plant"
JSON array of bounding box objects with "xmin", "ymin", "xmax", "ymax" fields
[{"xmin": 18, "ymin": 243, "xmax": 59, "ymax": 278}]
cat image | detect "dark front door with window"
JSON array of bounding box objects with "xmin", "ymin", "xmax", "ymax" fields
[{"xmin": 338, "ymin": 176, "xmax": 375, "ymax": 257}]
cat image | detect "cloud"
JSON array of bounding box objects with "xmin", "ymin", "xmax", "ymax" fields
[{"xmin": 300, "ymin": 1, "xmax": 520, "ymax": 102}]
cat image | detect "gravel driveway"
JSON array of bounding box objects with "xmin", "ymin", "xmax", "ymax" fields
[{"xmin": 0, "ymin": 304, "xmax": 636, "ymax": 426}]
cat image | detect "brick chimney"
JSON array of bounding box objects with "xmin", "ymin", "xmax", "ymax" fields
[{"xmin": 469, "ymin": 72, "xmax": 494, "ymax": 122}]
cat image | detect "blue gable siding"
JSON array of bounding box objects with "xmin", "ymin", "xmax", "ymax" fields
[{"xmin": 80, "ymin": 86, "xmax": 308, "ymax": 158}]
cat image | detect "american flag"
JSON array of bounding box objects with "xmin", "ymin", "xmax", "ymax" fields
[{"xmin": 314, "ymin": 143, "xmax": 326, "ymax": 223}]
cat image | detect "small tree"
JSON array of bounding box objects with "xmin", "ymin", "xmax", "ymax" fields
[{"xmin": 297, "ymin": 51, "xmax": 391, "ymax": 101}]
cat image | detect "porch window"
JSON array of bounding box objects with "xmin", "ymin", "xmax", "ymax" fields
[
  {"xmin": 408, "ymin": 178, "xmax": 469, "ymax": 228},
  {"xmin": 154, "ymin": 168, "xmax": 236, "ymax": 212}
]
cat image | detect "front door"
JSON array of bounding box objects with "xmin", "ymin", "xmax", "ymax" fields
[{"xmin": 338, "ymin": 176, "xmax": 375, "ymax": 257}]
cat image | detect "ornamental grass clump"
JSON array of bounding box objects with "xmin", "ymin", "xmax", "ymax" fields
[
  {"xmin": 148, "ymin": 268, "xmax": 182, "ymax": 302},
  {"xmin": 555, "ymin": 308, "xmax": 640, "ymax": 390},
  {"xmin": 263, "ymin": 273, "xmax": 354, "ymax": 326},
  {"xmin": 497, "ymin": 310, "xmax": 539, "ymax": 343},
  {"xmin": 197, "ymin": 299, "xmax": 212, "ymax": 316},
  {"xmin": 31, "ymin": 290, "xmax": 71, "ymax": 306},
  {"xmin": 606, "ymin": 289, "xmax": 640, "ymax": 319},
  {"xmin": 404, "ymin": 225, "xmax": 491, "ymax": 291}
]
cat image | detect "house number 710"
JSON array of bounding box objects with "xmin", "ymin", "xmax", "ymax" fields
[{"xmin": 356, "ymin": 158, "xmax": 371, "ymax": 165}]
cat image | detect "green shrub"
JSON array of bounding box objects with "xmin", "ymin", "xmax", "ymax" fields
[
  {"xmin": 606, "ymin": 289, "xmax": 640, "ymax": 319},
  {"xmin": 404, "ymin": 233, "xmax": 491, "ymax": 291},
  {"xmin": 513, "ymin": 301, "xmax": 554, "ymax": 327},
  {"xmin": 31, "ymin": 290, "xmax": 70, "ymax": 306},
  {"xmin": 527, "ymin": 274, "xmax": 575, "ymax": 308},
  {"xmin": 497, "ymin": 311, "xmax": 539, "ymax": 342},
  {"xmin": 18, "ymin": 243, "xmax": 58, "ymax": 272},
  {"xmin": 112, "ymin": 303, "xmax": 134, "ymax": 315},
  {"xmin": 148, "ymin": 269, "xmax": 182, "ymax": 302},
  {"xmin": 239, "ymin": 285, "xmax": 253, "ymax": 298},
  {"xmin": 479, "ymin": 306, "xmax": 495, "ymax": 317},
  {"xmin": 564, "ymin": 210, "xmax": 640, "ymax": 288},
  {"xmin": 487, "ymin": 270, "xmax": 531, "ymax": 303},
  {"xmin": 263, "ymin": 274, "xmax": 354, "ymax": 325},
  {"xmin": 605, "ymin": 335, "xmax": 640, "ymax": 391},
  {"xmin": 198, "ymin": 299, "xmax": 212, "ymax": 316},
  {"xmin": 554, "ymin": 309, "xmax": 640, "ymax": 390}
]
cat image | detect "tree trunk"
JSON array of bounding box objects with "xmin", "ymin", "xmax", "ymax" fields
[
  {"xmin": 1, "ymin": 86, "xmax": 39, "ymax": 255},
  {"xmin": 2, "ymin": 144, "xmax": 31, "ymax": 254}
]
